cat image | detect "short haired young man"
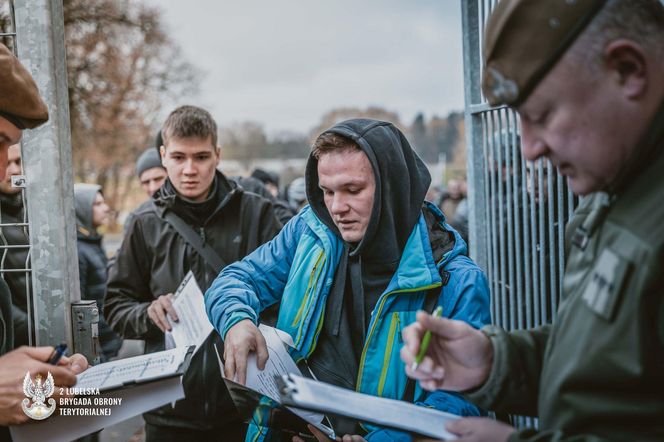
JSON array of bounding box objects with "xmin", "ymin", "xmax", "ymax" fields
[
  {"xmin": 401, "ymin": 1, "xmax": 664, "ymax": 441},
  {"xmin": 205, "ymin": 119, "xmax": 491, "ymax": 441},
  {"xmin": 105, "ymin": 105, "xmax": 281, "ymax": 441}
]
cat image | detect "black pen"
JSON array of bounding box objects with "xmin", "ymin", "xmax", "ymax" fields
[{"xmin": 47, "ymin": 342, "xmax": 68, "ymax": 365}]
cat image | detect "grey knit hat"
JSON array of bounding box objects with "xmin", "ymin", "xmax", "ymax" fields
[{"xmin": 135, "ymin": 147, "xmax": 164, "ymax": 178}]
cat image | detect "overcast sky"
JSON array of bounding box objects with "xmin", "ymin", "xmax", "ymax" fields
[{"xmin": 147, "ymin": 1, "xmax": 465, "ymax": 135}]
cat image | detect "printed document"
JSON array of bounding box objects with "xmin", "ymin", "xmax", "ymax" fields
[
  {"xmin": 76, "ymin": 345, "xmax": 191, "ymax": 391},
  {"xmin": 168, "ymin": 271, "xmax": 213, "ymax": 350}
]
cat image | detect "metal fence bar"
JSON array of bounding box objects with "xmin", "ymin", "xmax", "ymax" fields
[
  {"xmin": 14, "ymin": 0, "xmax": 80, "ymax": 348},
  {"xmin": 461, "ymin": 0, "xmax": 578, "ymax": 428},
  {"xmin": 461, "ymin": 0, "xmax": 487, "ymax": 271}
]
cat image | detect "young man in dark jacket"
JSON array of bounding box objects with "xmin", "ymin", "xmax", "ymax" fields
[
  {"xmin": 74, "ymin": 183, "xmax": 122, "ymax": 361},
  {"xmin": 104, "ymin": 105, "xmax": 281, "ymax": 441}
]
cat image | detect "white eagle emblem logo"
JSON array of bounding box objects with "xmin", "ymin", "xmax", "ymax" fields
[{"xmin": 21, "ymin": 371, "xmax": 56, "ymax": 420}]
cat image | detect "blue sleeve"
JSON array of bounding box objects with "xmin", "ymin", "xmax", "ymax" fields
[
  {"xmin": 205, "ymin": 216, "xmax": 303, "ymax": 339},
  {"xmin": 443, "ymin": 259, "xmax": 492, "ymax": 330},
  {"xmin": 365, "ymin": 260, "xmax": 491, "ymax": 442}
]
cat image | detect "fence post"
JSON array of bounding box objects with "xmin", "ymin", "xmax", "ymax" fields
[
  {"xmin": 13, "ymin": 0, "xmax": 80, "ymax": 348},
  {"xmin": 461, "ymin": 0, "xmax": 488, "ymax": 271}
]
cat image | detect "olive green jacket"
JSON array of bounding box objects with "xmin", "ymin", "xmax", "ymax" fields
[{"xmin": 468, "ymin": 113, "xmax": 664, "ymax": 441}]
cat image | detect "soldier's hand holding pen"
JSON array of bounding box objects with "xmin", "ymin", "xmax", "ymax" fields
[{"xmin": 400, "ymin": 311, "xmax": 493, "ymax": 392}]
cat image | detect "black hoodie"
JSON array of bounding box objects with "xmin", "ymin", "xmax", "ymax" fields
[{"xmin": 305, "ymin": 119, "xmax": 431, "ymax": 402}]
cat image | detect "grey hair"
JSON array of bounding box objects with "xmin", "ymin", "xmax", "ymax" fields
[{"xmin": 570, "ymin": 0, "xmax": 664, "ymax": 70}]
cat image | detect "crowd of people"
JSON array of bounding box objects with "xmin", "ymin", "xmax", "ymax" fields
[{"xmin": 0, "ymin": 1, "xmax": 663, "ymax": 441}]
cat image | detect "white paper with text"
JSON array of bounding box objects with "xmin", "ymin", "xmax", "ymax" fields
[{"xmin": 168, "ymin": 271, "xmax": 213, "ymax": 350}]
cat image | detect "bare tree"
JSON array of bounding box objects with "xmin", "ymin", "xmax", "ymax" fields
[{"xmin": 63, "ymin": 0, "xmax": 199, "ymax": 227}]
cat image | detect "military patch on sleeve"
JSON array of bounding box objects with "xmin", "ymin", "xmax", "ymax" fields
[{"xmin": 581, "ymin": 249, "xmax": 631, "ymax": 321}]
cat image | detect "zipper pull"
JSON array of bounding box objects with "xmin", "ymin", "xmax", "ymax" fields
[
  {"xmin": 198, "ymin": 227, "xmax": 206, "ymax": 242},
  {"xmin": 395, "ymin": 313, "xmax": 403, "ymax": 342}
]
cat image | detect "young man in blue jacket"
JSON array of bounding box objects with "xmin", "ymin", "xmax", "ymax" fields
[{"xmin": 205, "ymin": 118, "xmax": 491, "ymax": 441}]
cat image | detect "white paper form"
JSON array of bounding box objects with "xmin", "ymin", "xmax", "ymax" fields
[
  {"xmin": 168, "ymin": 271, "xmax": 213, "ymax": 350},
  {"xmin": 217, "ymin": 325, "xmax": 333, "ymax": 438},
  {"xmin": 75, "ymin": 346, "xmax": 190, "ymax": 391},
  {"xmin": 281, "ymin": 374, "xmax": 459, "ymax": 440}
]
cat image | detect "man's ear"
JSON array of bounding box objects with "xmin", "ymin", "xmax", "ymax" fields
[
  {"xmin": 215, "ymin": 146, "xmax": 221, "ymax": 165},
  {"xmin": 160, "ymin": 145, "xmax": 166, "ymax": 160},
  {"xmin": 604, "ymin": 39, "xmax": 648, "ymax": 100}
]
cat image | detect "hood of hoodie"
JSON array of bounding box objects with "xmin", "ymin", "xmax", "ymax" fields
[
  {"xmin": 74, "ymin": 183, "xmax": 102, "ymax": 240},
  {"xmin": 305, "ymin": 118, "xmax": 431, "ymax": 265}
]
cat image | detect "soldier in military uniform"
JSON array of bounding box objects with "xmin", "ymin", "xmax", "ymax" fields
[
  {"xmin": 0, "ymin": 44, "xmax": 89, "ymax": 428},
  {"xmin": 401, "ymin": 0, "xmax": 664, "ymax": 441}
]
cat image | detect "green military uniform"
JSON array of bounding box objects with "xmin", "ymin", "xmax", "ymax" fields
[
  {"xmin": 471, "ymin": 0, "xmax": 664, "ymax": 440},
  {"xmin": 468, "ymin": 102, "xmax": 664, "ymax": 441}
]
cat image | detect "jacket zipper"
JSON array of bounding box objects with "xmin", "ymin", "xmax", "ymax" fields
[
  {"xmin": 291, "ymin": 250, "xmax": 325, "ymax": 343},
  {"xmin": 356, "ymin": 283, "xmax": 441, "ymax": 393},
  {"xmin": 376, "ymin": 312, "xmax": 400, "ymax": 396}
]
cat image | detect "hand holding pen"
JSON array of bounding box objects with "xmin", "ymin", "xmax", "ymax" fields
[
  {"xmin": 400, "ymin": 310, "xmax": 494, "ymax": 392},
  {"xmin": 0, "ymin": 345, "xmax": 88, "ymax": 425}
]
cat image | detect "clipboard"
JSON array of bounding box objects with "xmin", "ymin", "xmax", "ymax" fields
[
  {"xmin": 278, "ymin": 373, "xmax": 460, "ymax": 441},
  {"xmin": 10, "ymin": 346, "xmax": 195, "ymax": 442}
]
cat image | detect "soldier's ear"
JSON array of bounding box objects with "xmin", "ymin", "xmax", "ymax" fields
[{"xmin": 603, "ymin": 39, "xmax": 648, "ymax": 100}]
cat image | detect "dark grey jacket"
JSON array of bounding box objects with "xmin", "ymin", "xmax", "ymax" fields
[
  {"xmin": 0, "ymin": 192, "xmax": 30, "ymax": 347},
  {"xmin": 105, "ymin": 171, "xmax": 281, "ymax": 430}
]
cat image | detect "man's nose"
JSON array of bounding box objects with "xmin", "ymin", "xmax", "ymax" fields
[
  {"xmin": 0, "ymin": 148, "xmax": 7, "ymax": 180},
  {"xmin": 520, "ymin": 122, "xmax": 548, "ymax": 162},
  {"xmin": 330, "ymin": 194, "xmax": 348, "ymax": 214},
  {"xmin": 183, "ymin": 159, "xmax": 196, "ymax": 174},
  {"xmin": 7, "ymin": 164, "xmax": 21, "ymax": 176}
]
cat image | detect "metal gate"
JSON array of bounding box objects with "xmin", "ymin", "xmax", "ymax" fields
[
  {"xmin": 1, "ymin": 0, "xmax": 81, "ymax": 350},
  {"xmin": 461, "ymin": 0, "xmax": 578, "ymax": 427}
]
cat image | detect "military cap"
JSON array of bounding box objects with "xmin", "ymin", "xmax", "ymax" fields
[
  {"xmin": 482, "ymin": 0, "xmax": 607, "ymax": 106},
  {"xmin": 0, "ymin": 43, "xmax": 49, "ymax": 129}
]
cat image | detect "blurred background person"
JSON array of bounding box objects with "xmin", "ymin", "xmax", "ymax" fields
[
  {"xmin": 136, "ymin": 147, "xmax": 167, "ymax": 198},
  {"xmin": 437, "ymin": 177, "xmax": 465, "ymax": 220},
  {"xmin": 74, "ymin": 183, "xmax": 122, "ymax": 362},
  {"xmin": 286, "ymin": 176, "xmax": 307, "ymax": 213},
  {"xmin": 0, "ymin": 143, "xmax": 31, "ymax": 347},
  {"xmin": 250, "ymin": 167, "xmax": 280, "ymax": 198}
]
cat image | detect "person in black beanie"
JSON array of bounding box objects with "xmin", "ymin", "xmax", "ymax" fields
[{"xmin": 135, "ymin": 147, "xmax": 167, "ymax": 198}]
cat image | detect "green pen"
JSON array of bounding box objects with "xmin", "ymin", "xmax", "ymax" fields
[{"xmin": 411, "ymin": 306, "xmax": 443, "ymax": 371}]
